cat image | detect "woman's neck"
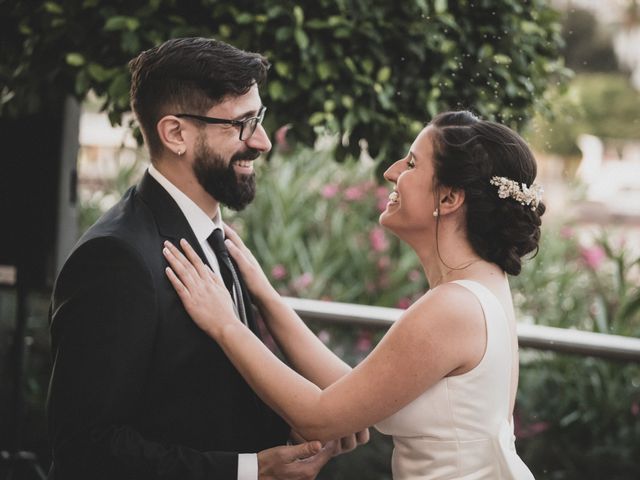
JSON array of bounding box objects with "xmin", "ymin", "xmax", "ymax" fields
[{"xmin": 412, "ymin": 230, "xmax": 484, "ymax": 289}]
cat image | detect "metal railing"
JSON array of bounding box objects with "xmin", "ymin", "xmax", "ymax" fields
[{"xmin": 284, "ymin": 297, "xmax": 640, "ymax": 362}]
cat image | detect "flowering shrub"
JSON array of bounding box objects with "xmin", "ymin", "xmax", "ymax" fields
[{"xmin": 511, "ymin": 226, "xmax": 640, "ymax": 479}]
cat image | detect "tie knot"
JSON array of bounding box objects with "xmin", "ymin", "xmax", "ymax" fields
[{"xmin": 207, "ymin": 228, "xmax": 227, "ymax": 255}]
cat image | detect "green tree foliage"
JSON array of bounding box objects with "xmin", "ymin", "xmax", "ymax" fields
[
  {"xmin": 2, "ymin": 0, "xmax": 568, "ymax": 163},
  {"xmin": 561, "ymin": 7, "xmax": 619, "ymax": 73},
  {"xmin": 528, "ymin": 73, "xmax": 640, "ymax": 156}
]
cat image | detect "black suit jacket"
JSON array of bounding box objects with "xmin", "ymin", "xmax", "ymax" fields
[{"xmin": 47, "ymin": 171, "xmax": 289, "ymax": 479}]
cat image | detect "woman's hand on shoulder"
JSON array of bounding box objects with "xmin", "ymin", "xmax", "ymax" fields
[
  {"xmin": 163, "ymin": 239, "xmax": 237, "ymax": 339},
  {"xmin": 223, "ymin": 224, "xmax": 279, "ymax": 304}
]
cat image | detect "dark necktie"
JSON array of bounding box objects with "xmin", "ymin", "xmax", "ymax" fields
[{"xmin": 207, "ymin": 228, "xmax": 248, "ymax": 325}]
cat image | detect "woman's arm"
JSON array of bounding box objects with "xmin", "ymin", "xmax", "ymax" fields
[
  {"xmin": 223, "ymin": 226, "xmax": 351, "ymax": 388},
  {"xmin": 163, "ymin": 239, "xmax": 485, "ymax": 441}
]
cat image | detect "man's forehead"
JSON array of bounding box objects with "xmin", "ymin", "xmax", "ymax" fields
[{"xmin": 209, "ymin": 85, "xmax": 262, "ymax": 117}]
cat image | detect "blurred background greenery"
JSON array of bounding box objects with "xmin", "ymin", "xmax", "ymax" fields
[{"xmin": 1, "ymin": 0, "xmax": 640, "ymax": 479}]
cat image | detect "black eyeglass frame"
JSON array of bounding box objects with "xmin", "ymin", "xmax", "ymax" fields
[{"xmin": 175, "ymin": 105, "xmax": 266, "ymax": 141}]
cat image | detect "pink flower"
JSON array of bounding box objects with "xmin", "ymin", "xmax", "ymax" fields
[
  {"xmin": 291, "ymin": 272, "xmax": 313, "ymax": 291},
  {"xmin": 317, "ymin": 330, "xmax": 331, "ymax": 345},
  {"xmin": 514, "ymin": 417, "xmax": 551, "ymax": 439},
  {"xmin": 355, "ymin": 330, "xmax": 373, "ymax": 352},
  {"xmin": 271, "ymin": 264, "xmax": 287, "ymax": 280},
  {"xmin": 344, "ymin": 186, "xmax": 364, "ymax": 201},
  {"xmin": 580, "ymin": 245, "xmax": 606, "ymax": 270},
  {"xmin": 376, "ymin": 186, "xmax": 390, "ymax": 211},
  {"xmin": 377, "ymin": 256, "xmax": 391, "ymax": 271},
  {"xmin": 560, "ymin": 226, "xmax": 575, "ymax": 239},
  {"xmin": 321, "ymin": 184, "xmax": 339, "ymax": 199},
  {"xmin": 275, "ymin": 124, "xmax": 291, "ymax": 151},
  {"xmin": 408, "ymin": 269, "xmax": 422, "ymax": 282},
  {"xmin": 396, "ymin": 297, "xmax": 412, "ymax": 309},
  {"xmin": 369, "ymin": 226, "xmax": 389, "ymax": 252}
]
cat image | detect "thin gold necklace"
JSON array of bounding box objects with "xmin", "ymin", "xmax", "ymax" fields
[{"xmin": 432, "ymin": 258, "xmax": 484, "ymax": 288}]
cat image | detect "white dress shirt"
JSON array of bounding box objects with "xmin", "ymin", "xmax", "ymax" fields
[{"xmin": 148, "ymin": 165, "xmax": 258, "ymax": 480}]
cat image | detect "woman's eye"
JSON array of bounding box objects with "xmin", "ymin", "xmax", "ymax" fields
[{"xmin": 407, "ymin": 158, "xmax": 416, "ymax": 168}]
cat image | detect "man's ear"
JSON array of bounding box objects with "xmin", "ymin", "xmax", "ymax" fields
[
  {"xmin": 157, "ymin": 115, "xmax": 187, "ymax": 156},
  {"xmin": 438, "ymin": 186, "xmax": 465, "ymax": 216}
]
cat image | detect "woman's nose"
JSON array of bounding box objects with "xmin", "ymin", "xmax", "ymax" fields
[{"xmin": 383, "ymin": 159, "xmax": 403, "ymax": 183}]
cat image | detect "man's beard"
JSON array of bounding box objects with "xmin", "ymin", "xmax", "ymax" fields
[{"xmin": 192, "ymin": 137, "xmax": 259, "ymax": 211}]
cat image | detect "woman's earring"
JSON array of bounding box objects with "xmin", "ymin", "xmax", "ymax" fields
[
  {"xmin": 177, "ymin": 149, "xmax": 184, "ymax": 156},
  {"xmin": 433, "ymin": 209, "xmax": 439, "ymax": 217}
]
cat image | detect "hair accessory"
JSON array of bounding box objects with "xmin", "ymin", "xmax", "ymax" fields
[{"xmin": 490, "ymin": 176, "xmax": 543, "ymax": 211}]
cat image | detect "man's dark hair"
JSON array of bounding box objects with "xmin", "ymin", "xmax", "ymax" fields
[{"xmin": 128, "ymin": 37, "xmax": 270, "ymax": 156}]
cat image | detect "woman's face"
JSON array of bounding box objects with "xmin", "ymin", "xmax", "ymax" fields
[{"xmin": 379, "ymin": 126, "xmax": 438, "ymax": 238}]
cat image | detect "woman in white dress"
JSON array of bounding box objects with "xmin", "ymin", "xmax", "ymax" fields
[{"xmin": 162, "ymin": 111, "xmax": 543, "ymax": 479}]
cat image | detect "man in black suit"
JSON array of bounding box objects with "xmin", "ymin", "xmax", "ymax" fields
[{"xmin": 47, "ymin": 37, "xmax": 350, "ymax": 480}]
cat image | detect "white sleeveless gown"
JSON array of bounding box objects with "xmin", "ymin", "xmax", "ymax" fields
[{"xmin": 375, "ymin": 280, "xmax": 534, "ymax": 479}]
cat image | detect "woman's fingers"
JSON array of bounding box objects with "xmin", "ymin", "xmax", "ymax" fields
[
  {"xmin": 163, "ymin": 242, "xmax": 196, "ymax": 286},
  {"xmin": 224, "ymin": 238, "xmax": 248, "ymax": 267},
  {"xmin": 179, "ymin": 238, "xmax": 210, "ymax": 279},
  {"xmin": 222, "ymin": 224, "xmax": 250, "ymax": 253},
  {"xmin": 165, "ymin": 266, "xmax": 191, "ymax": 300}
]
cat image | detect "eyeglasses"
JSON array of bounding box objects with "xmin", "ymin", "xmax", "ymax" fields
[{"xmin": 175, "ymin": 105, "xmax": 266, "ymax": 141}]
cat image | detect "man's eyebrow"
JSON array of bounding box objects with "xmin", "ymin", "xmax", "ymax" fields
[{"xmin": 234, "ymin": 105, "xmax": 263, "ymax": 120}]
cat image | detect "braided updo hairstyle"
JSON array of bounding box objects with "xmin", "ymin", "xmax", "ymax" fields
[{"xmin": 429, "ymin": 111, "xmax": 545, "ymax": 276}]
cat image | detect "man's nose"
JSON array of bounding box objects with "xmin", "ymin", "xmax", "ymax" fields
[{"xmin": 246, "ymin": 123, "xmax": 272, "ymax": 153}]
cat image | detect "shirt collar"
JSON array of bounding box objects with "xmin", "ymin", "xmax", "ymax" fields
[{"xmin": 148, "ymin": 164, "xmax": 223, "ymax": 243}]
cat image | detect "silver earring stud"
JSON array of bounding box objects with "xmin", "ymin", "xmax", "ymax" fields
[
  {"xmin": 177, "ymin": 149, "xmax": 184, "ymax": 156},
  {"xmin": 433, "ymin": 209, "xmax": 439, "ymax": 217}
]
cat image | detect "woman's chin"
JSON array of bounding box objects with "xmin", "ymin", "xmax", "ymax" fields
[{"xmin": 379, "ymin": 208, "xmax": 396, "ymax": 228}]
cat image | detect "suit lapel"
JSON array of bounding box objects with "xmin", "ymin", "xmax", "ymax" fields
[
  {"xmin": 136, "ymin": 170, "xmax": 212, "ymax": 269},
  {"xmin": 137, "ymin": 170, "xmax": 261, "ymax": 336}
]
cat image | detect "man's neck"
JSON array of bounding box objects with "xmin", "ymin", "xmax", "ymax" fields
[{"xmin": 152, "ymin": 160, "xmax": 219, "ymax": 218}]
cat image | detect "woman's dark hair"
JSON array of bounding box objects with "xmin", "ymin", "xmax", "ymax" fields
[
  {"xmin": 128, "ymin": 37, "xmax": 270, "ymax": 156},
  {"xmin": 429, "ymin": 111, "xmax": 545, "ymax": 276}
]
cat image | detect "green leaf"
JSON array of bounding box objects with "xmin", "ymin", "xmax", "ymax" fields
[
  {"xmin": 377, "ymin": 66, "xmax": 391, "ymax": 83},
  {"xmin": 274, "ymin": 62, "xmax": 290, "ymax": 78},
  {"xmin": 479, "ymin": 44, "xmax": 494, "ymax": 59},
  {"xmin": 66, "ymin": 52, "xmax": 85, "ymax": 67},
  {"xmin": 308, "ymin": 112, "xmax": 325, "ymax": 125},
  {"xmin": 87, "ymin": 63, "xmax": 116, "ymax": 82},
  {"xmin": 316, "ymin": 62, "xmax": 332, "ymax": 81},
  {"xmin": 435, "ymin": 0, "xmax": 448, "ymax": 14},
  {"xmin": 43, "ymin": 2, "xmax": 63, "ymax": 14},
  {"xmin": 361, "ymin": 59, "xmax": 374, "ymax": 75},
  {"xmin": 268, "ymin": 80, "xmax": 285, "ymax": 100},
  {"xmin": 493, "ymin": 54, "xmax": 512, "ymax": 65},
  {"xmin": 104, "ymin": 16, "xmax": 140, "ymax": 32},
  {"xmin": 235, "ymin": 13, "xmax": 253, "ymax": 25},
  {"xmin": 341, "ymin": 95, "xmax": 354, "ymax": 109},
  {"xmin": 108, "ymin": 73, "xmax": 130, "ymax": 104},
  {"xmin": 275, "ymin": 26, "xmax": 292, "ymax": 41},
  {"xmin": 294, "ymin": 28, "xmax": 309, "ymax": 50},
  {"xmin": 293, "ymin": 5, "xmax": 304, "ymax": 26},
  {"xmin": 218, "ymin": 24, "xmax": 232, "ymax": 38}
]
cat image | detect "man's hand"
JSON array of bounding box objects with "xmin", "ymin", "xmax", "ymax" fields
[
  {"xmin": 257, "ymin": 441, "xmax": 335, "ymax": 480},
  {"xmin": 289, "ymin": 428, "xmax": 370, "ymax": 458}
]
